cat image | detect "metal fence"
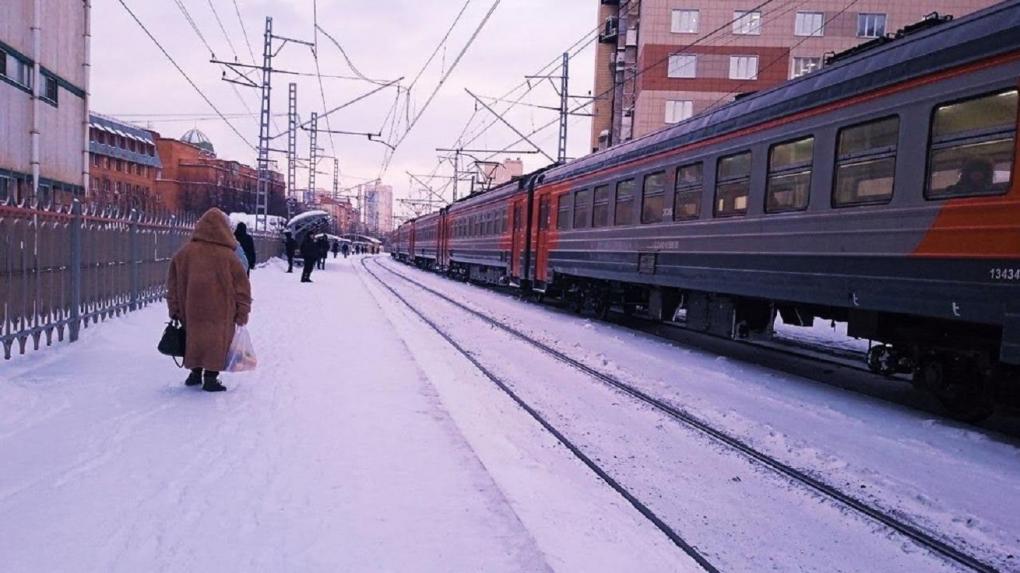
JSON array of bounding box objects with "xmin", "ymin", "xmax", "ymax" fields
[{"xmin": 0, "ymin": 202, "xmax": 282, "ymax": 360}]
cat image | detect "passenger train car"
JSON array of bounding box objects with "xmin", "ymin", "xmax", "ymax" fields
[{"xmin": 394, "ymin": 2, "xmax": 1020, "ymax": 418}]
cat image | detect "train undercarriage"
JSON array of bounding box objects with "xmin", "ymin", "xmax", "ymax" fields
[{"xmin": 544, "ymin": 272, "xmax": 1016, "ymax": 422}]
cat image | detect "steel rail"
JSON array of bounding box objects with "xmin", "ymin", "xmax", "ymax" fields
[
  {"xmin": 359, "ymin": 257, "xmax": 719, "ymax": 573},
  {"xmin": 369, "ymin": 257, "xmax": 998, "ymax": 573}
]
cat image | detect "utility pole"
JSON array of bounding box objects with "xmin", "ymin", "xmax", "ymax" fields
[
  {"xmin": 558, "ymin": 52, "xmax": 569, "ymax": 164},
  {"xmin": 212, "ymin": 17, "xmax": 314, "ymax": 231},
  {"xmin": 254, "ymin": 18, "xmax": 274, "ymax": 232},
  {"xmin": 307, "ymin": 111, "xmax": 318, "ymax": 205},
  {"xmin": 333, "ymin": 158, "xmax": 339, "ymax": 200},
  {"xmin": 287, "ymin": 82, "xmax": 297, "ymax": 219}
]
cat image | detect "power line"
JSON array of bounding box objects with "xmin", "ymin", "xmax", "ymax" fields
[
  {"xmin": 231, "ymin": 0, "xmax": 258, "ymax": 65},
  {"xmin": 314, "ymin": 24, "xmax": 393, "ymax": 87},
  {"xmin": 381, "ymin": 0, "xmax": 503, "ymax": 175},
  {"xmin": 171, "ymin": 0, "xmax": 214, "ymax": 56},
  {"xmin": 116, "ymin": 0, "xmax": 256, "ymax": 149},
  {"xmin": 205, "ymin": 0, "xmax": 239, "ymax": 61}
]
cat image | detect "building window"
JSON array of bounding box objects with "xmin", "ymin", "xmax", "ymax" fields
[
  {"xmin": 0, "ymin": 50, "xmax": 6, "ymax": 77},
  {"xmin": 667, "ymin": 54, "xmax": 696, "ymax": 78},
  {"xmin": 715, "ymin": 152, "xmax": 751, "ymax": 217},
  {"xmin": 0, "ymin": 176, "xmax": 10, "ymax": 203},
  {"xmin": 615, "ymin": 179, "xmax": 636, "ymax": 226},
  {"xmin": 834, "ymin": 116, "xmax": 899, "ymax": 207},
  {"xmin": 733, "ymin": 11, "xmax": 762, "ymax": 35},
  {"xmin": 729, "ymin": 56, "xmax": 758, "ymax": 80},
  {"xmin": 927, "ymin": 90, "xmax": 1017, "ymax": 199},
  {"xmin": 556, "ymin": 194, "xmax": 571, "ymax": 230},
  {"xmin": 592, "ymin": 185, "xmax": 610, "ymax": 227},
  {"xmin": 665, "ymin": 100, "xmax": 693, "ymax": 124},
  {"xmin": 7, "ymin": 56, "xmax": 32, "ymax": 89},
  {"xmin": 674, "ymin": 162, "xmax": 703, "ymax": 221},
  {"xmin": 857, "ymin": 13, "xmax": 887, "ymax": 38},
  {"xmin": 767, "ymin": 136, "xmax": 814, "ymax": 213},
  {"xmin": 43, "ymin": 75, "xmax": 58, "ymax": 103},
  {"xmin": 791, "ymin": 57, "xmax": 822, "ymax": 78},
  {"xmin": 671, "ymin": 9, "xmax": 699, "ymax": 34},
  {"xmin": 795, "ymin": 12, "xmax": 824, "ymax": 37},
  {"xmin": 641, "ymin": 172, "xmax": 667, "ymax": 224}
]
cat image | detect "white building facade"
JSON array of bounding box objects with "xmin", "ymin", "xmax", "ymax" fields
[{"xmin": 0, "ymin": 0, "xmax": 91, "ymax": 206}]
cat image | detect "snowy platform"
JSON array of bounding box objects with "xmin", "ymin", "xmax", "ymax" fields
[
  {"xmin": 2, "ymin": 255, "xmax": 1019, "ymax": 572},
  {"xmin": 0, "ymin": 256, "xmax": 693, "ymax": 572}
]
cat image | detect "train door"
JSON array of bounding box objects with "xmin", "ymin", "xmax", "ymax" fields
[
  {"xmin": 532, "ymin": 194, "xmax": 550, "ymax": 290},
  {"xmin": 438, "ymin": 209, "xmax": 448, "ymax": 270},
  {"xmin": 510, "ymin": 200, "xmax": 525, "ymax": 284}
]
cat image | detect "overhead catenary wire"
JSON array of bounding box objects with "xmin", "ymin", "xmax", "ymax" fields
[
  {"xmin": 117, "ymin": 0, "xmax": 256, "ymax": 150},
  {"xmin": 205, "ymin": 0, "xmax": 239, "ymax": 61},
  {"xmin": 231, "ymin": 0, "xmax": 258, "ymax": 65},
  {"xmin": 380, "ymin": 0, "xmax": 504, "ymax": 176}
]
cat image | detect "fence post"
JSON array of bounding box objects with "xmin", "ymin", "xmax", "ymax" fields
[
  {"xmin": 129, "ymin": 209, "xmax": 139, "ymax": 311},
  {"xmin": 69, "ymin": 200, "xmax": 82, "ymax": 342}
]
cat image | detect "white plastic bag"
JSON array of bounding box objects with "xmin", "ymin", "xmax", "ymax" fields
[{"xmin": 225, "ymin": 326, "xmax": 258, "ymax": 372}]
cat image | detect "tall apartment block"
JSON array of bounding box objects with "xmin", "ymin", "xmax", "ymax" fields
[
  {"xmin": 0, "ymin": 0, "xmax": 90, "ymax": 206},
  {"xmin": 590, "ymin": 0, "xmax": 1001, "ymax": 151}
]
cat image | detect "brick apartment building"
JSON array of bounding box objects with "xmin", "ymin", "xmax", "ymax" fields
[
  {"xmin": 88, "ymin": 113, "xmax": 162, "ymax": 212},
  {"xmin": 0, "ymin": 0, "xmax": 89, "ymax": 207},
  {"xmin": 155, "ymin": 128, "xmax": 286, "ymax": 217},
  {"xmin": 591, "ymin": 0, "xmax": 1001, "ymax": 150}
]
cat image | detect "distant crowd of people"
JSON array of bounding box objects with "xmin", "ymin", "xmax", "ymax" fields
[{"xmin": 283, "ymin": 231, "xmax": 355, "ymax": 283}]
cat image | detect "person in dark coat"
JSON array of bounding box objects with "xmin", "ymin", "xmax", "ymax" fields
[
  {"xmin": 341, "ymin": 242, "xmax": 350, "ymax": 258},
  {"xmin": 284, "ymin": 231, "xmax": 297, "ymax": 273},
  {"xmin": 234, "ymin": 222, "xmax": 257, "ymax": 276},
  {"xmin": 300, "ymin": 234, "xmax": 319, "ymax": 283},
  {"xmin": 331, "ymin": 241, "xmax": 340, "ymax": 259},
  {"xmin": 316, "ymin": 235, "xmax": 329, "ymax": 270}
]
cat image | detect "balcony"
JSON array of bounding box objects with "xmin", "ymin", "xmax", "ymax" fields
[{"xmin": 599, "ymin": 16, "xmax": 619, "ymax": 43}]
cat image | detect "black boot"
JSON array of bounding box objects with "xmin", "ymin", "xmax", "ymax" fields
[
  {"xmin": 203, "ymin": 373, "xmax": 226, "ymax": 392},
  {"xmin": 185, "ymin": 369, "xmax": 202, "ymax": 387}
]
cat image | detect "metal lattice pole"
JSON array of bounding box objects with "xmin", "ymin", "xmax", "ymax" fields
[
  {"xmin": 333, "ymin": 158, "xmax": 339, "ymax": 200},
  {"xmin": 255, "ymin": 17, "xmax": 274, "ymax": 231},
  {"xmin": 287, "ymin": 82, "xmax": 297, "ymax": 219},
  {"xmin": 558, "ymin": 51, "xmax": 569, "ymax": 164},
  {"xmin": 307, "ymin": 111, "xmax": 318, "ymax": 205}
]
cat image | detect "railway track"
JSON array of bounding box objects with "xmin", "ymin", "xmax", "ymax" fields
[
  {"xmin": 364, "ymin": 256, "xmax": 999, "ymax": 573},
  {"xmin": 359, "ymin": 258, "xmax": 720, "ymax": 572}
]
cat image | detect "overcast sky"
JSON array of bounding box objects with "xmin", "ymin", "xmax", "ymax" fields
[{"xmin": 92, "ymin": 0, "xmax": 597, "ymax": 218}]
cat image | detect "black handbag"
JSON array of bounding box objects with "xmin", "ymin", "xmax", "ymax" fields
[{"xmin": 158, "ymin": 319, "xmax": 186, "ymax": 367}]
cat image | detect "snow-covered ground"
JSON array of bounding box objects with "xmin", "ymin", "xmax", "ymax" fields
[
  {"xmin": 0, "ymin": 256, "xmax": 695, "ymax": 572},
  {"xmin": 370, "ymin": 256, "xmax": 1020, "ymax": 572},
  {"xmin": 3, "ymin": 254, "xmax": 1018, "ymax": 572}
]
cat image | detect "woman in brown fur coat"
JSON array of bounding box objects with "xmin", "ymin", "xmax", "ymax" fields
[{"xmin": 167, "ymin": 208, "xmax": 253, "ymax": 392}]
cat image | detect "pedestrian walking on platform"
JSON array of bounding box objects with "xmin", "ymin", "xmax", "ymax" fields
[
  {"xmin": 284, "ymin": 231, "xmax": 297, "ymax": 273},
  {"xmin": 300, "ymin": 234, "xmax": 318, "ymax": 283},
  {"xmin": 342, "ymin": 242, "xmax": 350, "ymax": 258},
  {"xmin": 167, "ymin": 208, "xmax": 252, "ymax": 392},
  {"xmin": 234, "ymin": 222, "xmax": 257, "ymax": 276},
  {"xmin": 331, "ymin": 241, "xmax": 340, "ymax": 259},
  {"xmin": 316, "ymin": 235, "xmax": 329, "ymax": 270}
]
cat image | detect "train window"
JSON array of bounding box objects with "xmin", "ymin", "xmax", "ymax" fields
[
  {"xmin": 487, "ymin": 212, "xmax": 495, "ymax": 235},
  {"xmin": 539, "ymin": 197, "xmax": 550, "ymax": 231},
  {"xmin": 674, "ymin": 162, "xmax": 703, "ymax": 220},
  {"xmin": 557, "ymin": 194, "xmax": 571, "ymax": 230},
  {"xmin": 833, "ymin": 116, "xmax": 898, "ymax": 207},
  {"xmin": 766, "ymin": 136, "xmax": 814, "ymax": 213},
  {"xmin": 715, "ymin": 152, "xmax": 751, "ymax": 217},
  {"xmin": 574, "ymin": 189, "xmax": 592, "ymax": 229},
  {"xmin": 592, "ymin": 185, "xmax": 611, "ymax": 227},
  {"xmin": 927, "ymin": 90, "xmax": 1018, "ymax": 199},
  {"xmin": 615, "ymin": 179, "xmax": 636, "ymax": 225},
  {"xmin": 641, "ymin": 172, "xmax": 667, "ymax": 224}
]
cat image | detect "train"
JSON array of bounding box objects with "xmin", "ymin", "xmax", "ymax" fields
[{"xmin": 393, "ymin": 1, "xmax": 1020, "ymax": 420}]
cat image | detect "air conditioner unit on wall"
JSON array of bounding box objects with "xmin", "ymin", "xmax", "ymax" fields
[{"xmin": 626, "ymin": 27, "xmax": 638, "ymax": 47}]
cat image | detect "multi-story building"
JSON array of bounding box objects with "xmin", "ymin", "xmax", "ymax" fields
[
  {"xmin": 361, "ymin": 181, "xmax": 394, "ymax": 235},
  {"xmin": 591, "ymin": 0, "xmax": 1001, "ymax": 150},
  {"xmin": 0, "ymin": 1, "xmax": 90, "ymax": 207},
  {"xmin": 155, "ymin": 129, "xmax": 286, "ymax": 218},
  {"xmin": 88, "ymin": 113, "xmax": 162, "ymax": 212}
]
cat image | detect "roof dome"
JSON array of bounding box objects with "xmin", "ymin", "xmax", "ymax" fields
[{"xmin": 181, "ymin": 128, "xmax": 215, "ymax": 155}]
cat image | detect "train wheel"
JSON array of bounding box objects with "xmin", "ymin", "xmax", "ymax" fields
[{"xmin": 917, "ymin": 353, "xmax": 994, "ymax": 422}]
